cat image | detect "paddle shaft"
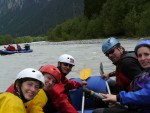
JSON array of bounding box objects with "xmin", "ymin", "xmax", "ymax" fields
[
  {"xmin": 100, "ymin": 62, "xmax": 111, "ymax": 94},
  {"xmin": 80, "ymin": 68, "xmax": 91, "ymax": 113},
  {"xmin": 100, "ymin": 62, "xmax": 128, "ymax": 109}
]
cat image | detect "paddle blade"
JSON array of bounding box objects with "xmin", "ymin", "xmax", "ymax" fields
[
  {"xmin": 80, "ymin": 68, "xmax": 91, "ymax": 80},
  {"xmin": 100, "ymin": 62, "xmax": 104, "ymax": 75}
]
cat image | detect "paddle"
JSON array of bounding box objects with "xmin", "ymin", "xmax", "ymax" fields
[
  {"xmin": 100, "ymin": 62, "xmax": 111, "ymax": 94},
  {"xmin": 80, "ymin": 68, "xmax": 91, "ymax": 81},
  {"xmin": 100, "ymin": 62, "xmax": 128, "ymax": 108},
  {"xmin": 79, "ymin": 68, "xmax": 91, "ymax": 113}
]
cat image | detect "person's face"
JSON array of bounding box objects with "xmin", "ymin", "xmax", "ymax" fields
[
  {"xmin": 21, "ymin": 80, "xmax": 40, "ymax": 101},
  {"xmin": 43, "ymin": 73, "xmax": 57, "ymax": 91},
  {"xmin": 137, "ymin": 46, "xmax": 150, "ymax": 69},
  {"xmin": 105, "ymin": 47, "xmax": 122, "ymax": 63},
  {"xmin": 58, "ymin": 62, "xmax": 73, "ymax": 75}
]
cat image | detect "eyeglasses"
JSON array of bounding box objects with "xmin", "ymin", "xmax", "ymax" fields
[
  {"xmin": 63, "ymin": 63, "xmax": 73, "ymax": 68},
  {"xmin": 106, "ymin": 48, "xmax": 115, "ymax": 56}
]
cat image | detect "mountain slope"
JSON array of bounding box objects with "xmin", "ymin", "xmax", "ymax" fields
[{"xmin": 0, "ymin": 0, "xmax": 84, "ymax": 36}]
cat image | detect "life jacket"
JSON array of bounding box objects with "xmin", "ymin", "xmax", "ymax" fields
[
  {"xmin": 0, "ymin": 92, "xmax": 26, "ymax": 113},
  {"xmin": 131, "ymin": 68, "xmax": 150, "ymax": 91},
  {"xmin": 128, "ymin": 69, "xmax": 150, "ymax": 113},
  {"xmin": 115, "ymin": 51, "xmax": 137, "ymax": 91}
]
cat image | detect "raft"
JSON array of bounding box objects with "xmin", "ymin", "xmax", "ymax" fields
[
  {"xmin": 0, "ymin": 50, "xmax": 17, "ymax": 55},
  {"xmin": 0, "ymin": 49, "xmax": 33, "ymax": 55},
  {"xmin": 18, "ymin": 49, "xmax": 33, "ymax": 53},
  {"xmin": 69, "ymin": 76, "xmax": 107, "ymax": 113}
]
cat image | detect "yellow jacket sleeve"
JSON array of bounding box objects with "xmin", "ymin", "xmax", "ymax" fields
[
  {"xmin": 0, "ymin": 92, "xmax": 26, "ymax": 113},
  {"xmin": 25, "ymin": 89, "xmax": 48, "ymax": 113}
]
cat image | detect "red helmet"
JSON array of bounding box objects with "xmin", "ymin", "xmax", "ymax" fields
[{"xmin": 39, "ymin": 65, "xmax": 61, "ymax": 83}]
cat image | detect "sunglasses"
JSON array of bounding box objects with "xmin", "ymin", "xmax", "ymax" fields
[
  {"xmin": 106, "ymin": 48, "xmax": 115, "ymax": 56},
  {"xmin": 63, "ymin": 63, "xmax": 73, "ymax": 68}
]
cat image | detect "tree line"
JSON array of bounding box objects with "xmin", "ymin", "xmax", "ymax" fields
[
  {"xmin": 47, "ymin": 0, "xmax": 150, "ymax": 41},
  {"xmin": 0, "ymin": 35, "xmax": 47, "ymax": 45}
]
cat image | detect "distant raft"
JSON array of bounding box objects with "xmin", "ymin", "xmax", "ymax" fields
[{"xmin": 0, "ymin": 49, "xmax": 33, "ymax": 55}]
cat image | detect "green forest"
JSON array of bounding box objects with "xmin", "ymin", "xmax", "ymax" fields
[{"xmin": 0, "ymin": 0, "xmax": 150, "ymax": 45}]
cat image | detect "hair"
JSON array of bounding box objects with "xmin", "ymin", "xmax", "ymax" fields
[{"xmin": 135, "ymin": 44, "xmax": 150, "ymax": 55}]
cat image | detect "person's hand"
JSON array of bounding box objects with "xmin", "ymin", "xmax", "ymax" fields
[
  {"xmin": 81, "ymin": 80, "xmax": 87, "ymax": 86},
  {"xmin": 102, "ymin": 93, "xmax": 117, "ymax": 102},
  {"xmin": 101, "ymin": 73, "xmax": 109, "ymax": 80}
]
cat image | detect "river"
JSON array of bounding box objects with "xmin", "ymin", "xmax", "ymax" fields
[{"xmin": 0, "ymin": 38, "xmax": 143, "ymax": 92}]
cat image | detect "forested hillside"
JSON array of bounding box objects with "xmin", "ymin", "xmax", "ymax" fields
[{"xmin": 47, "ymin": 0, "xmax": 150, "ymax": 41}]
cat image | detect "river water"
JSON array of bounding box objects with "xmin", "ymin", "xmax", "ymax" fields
[{"xmin": 0, "ymin": 38, "xmax": 143, "ymax": 92}]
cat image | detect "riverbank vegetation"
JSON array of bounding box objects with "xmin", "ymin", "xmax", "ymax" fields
[
  {"xmin": 0, "ymin": 0, "xmax": 150, "ymax": 45},
  {"xmin": 47, "ymin": 0, "xmax": 150, "ymax": 41}
]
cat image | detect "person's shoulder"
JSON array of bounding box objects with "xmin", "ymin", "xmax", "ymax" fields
[
  {"xmin": 0, "ymin": 92, "xmax": 20, "ymax": 100},
  {"xmin": 121, "ymin": 57, "xmax": 138, "ymax": 66}
]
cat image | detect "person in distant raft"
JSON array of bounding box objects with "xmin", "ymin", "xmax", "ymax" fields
[
  {"xmin": 16, "ymin": 44, "xmax": 22, "ymax": 51},
  {"xmin": 24, "ymin": 43, "xmax": 30, "ymax": 51},
  {"xmin": 5, "ymin": 44, "xmax": 16, "ymax": 51},
  {"xmin": 101, "ymin": 37, "xmax": 142, "ymax": 93},
  {"xmin": 0, "ymin": 68, "xmax": 44, "ymax": 113}
]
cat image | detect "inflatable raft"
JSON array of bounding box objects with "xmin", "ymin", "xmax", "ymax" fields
[
  {"xmin": 0, "ymin": 50, "xmax": 17, "ymax": 55},
  {"xmin": 0, "ymin": 49, "xmax": 33, "ymax": 55},
  {"xmin": 69, "ymin": 76, "xmax": 107, "ymax": 113}
]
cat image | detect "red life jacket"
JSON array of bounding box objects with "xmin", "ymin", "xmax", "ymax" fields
[{"xmin": 115, "ymin": 52, "xmax": 137, "ymax": 91}]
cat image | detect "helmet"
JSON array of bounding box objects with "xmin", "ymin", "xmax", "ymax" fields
[
  {"xmin": 102, "ymin": 37, "xmax": 120, "ymax": 54},
  {"xmin": 16, "ymin": 68, "xmax": 45, "ymax": 88},
  {"xmin": 39, "ymin": 65, "xmax": 61, "ymax": 83},
  {"xmin": 135, "ymin": 40, "xmax": 150, "ymax": 55},
  {"xmin": 58, "ymin": 54, "xmax": 75, "ymax": 66}
]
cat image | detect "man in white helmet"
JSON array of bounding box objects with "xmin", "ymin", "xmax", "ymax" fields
[
  {"xmin": 46, "ymin": 54, "xmax": 87, "ymax": 113},
  {"xmin": 58, "ymin": 54, "xmax": 75, "ymax": 76}
]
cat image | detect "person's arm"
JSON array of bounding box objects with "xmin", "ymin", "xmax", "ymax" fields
[
  {"xmin": 121, "ymin": 57, "xmax": 142, "ymax": 80},
  {"xmin": 48, "ymin": 82, "xmax": 78, "ymax": 113},
  {"xmin": 119, "ymin": 81, "xmax": 150, "ymax": 105},
  {"xmin": 63, "ymin": 77, "xmax": 82, "ymax": 90}
]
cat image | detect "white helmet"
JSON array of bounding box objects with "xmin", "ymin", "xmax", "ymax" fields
[
  {"xmin": 58, "ymin": 54, "xmax": 75, "ymax": 66},
  {"xmin": 16, "ymin": 68, "xmax": 45, "ymax": 87}
]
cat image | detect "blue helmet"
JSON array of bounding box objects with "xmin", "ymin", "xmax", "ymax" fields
[
  {"xmin": 102, "ymin": 37, "xmax": 120, "ymax": 54},
  {"xmin": 135, "ymin": 40, "xmax": 150, "ymax": 55}
]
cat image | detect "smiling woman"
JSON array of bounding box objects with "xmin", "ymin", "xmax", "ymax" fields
[{"xmin": 0, "ymin": 68, "xmax": 44, "ymax": 113}]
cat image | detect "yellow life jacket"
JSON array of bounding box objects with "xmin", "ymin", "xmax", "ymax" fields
[
  {"xmin": 25, "ymin": 89, "xmax": 48, "ymax": 113},
  {"xmin": 0, "ymin": 92, "xmax": 26, "ymax": 113}
]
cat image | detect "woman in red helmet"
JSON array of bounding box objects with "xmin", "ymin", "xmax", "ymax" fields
[{"xmin": 26, "ymin": 64, "xmax": 62, "ymax": 113}]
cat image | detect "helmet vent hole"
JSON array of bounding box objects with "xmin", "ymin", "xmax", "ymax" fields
[{"xmin": 32, "ymin": 70, "xmax": 35, "ymax": 72}]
